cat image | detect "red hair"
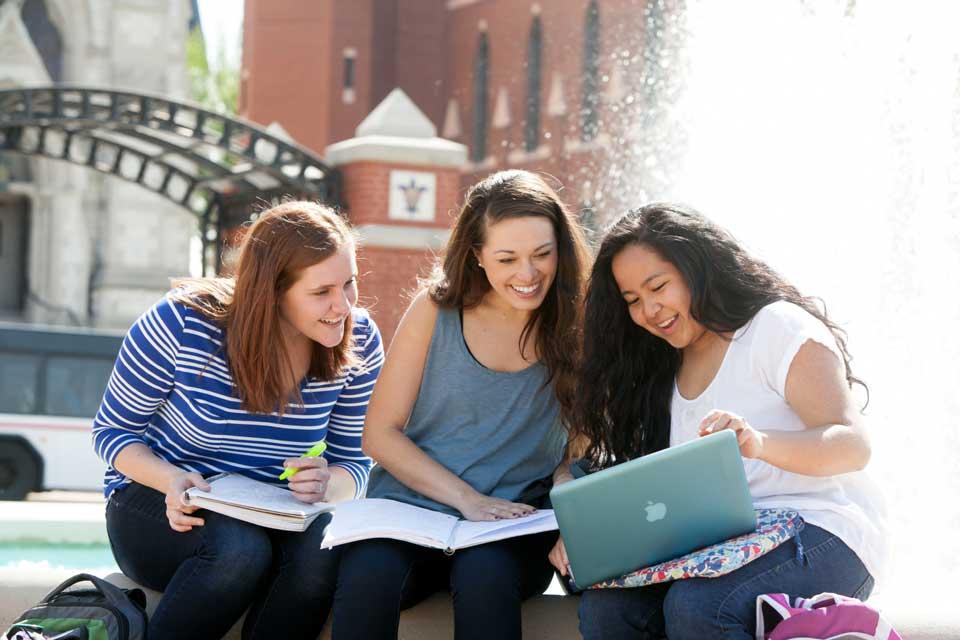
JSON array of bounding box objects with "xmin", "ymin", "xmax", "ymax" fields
[{"xmin": 173, "ymin": 201, "xmax": 357, "ymax": 413}]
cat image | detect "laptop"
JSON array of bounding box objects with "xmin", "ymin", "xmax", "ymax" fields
[{"xmin": 550, "ymin": 429, "xmax": 756, "ymax": 588}]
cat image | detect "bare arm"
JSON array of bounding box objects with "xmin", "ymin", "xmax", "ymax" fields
[
  {"xmin": 701, "ymin": 339, "xmax": 870, "ymax": 476},
  {"xmin": 548, "ymin": 454, "xmax": 579, "ymax": 575},
  {"xmin": 324, "ymin": 467, "xmax": 358, "ymax": 502},
  {"xmin": 553, "ymin": 464, "xmax": 575, "ymax": 485},
  {"xmin": 113, "ymin": 443, "xmax": 210, "ymax": 531},
  {"xmin": 553, "ymin": 431, "xmax": 590, "ymax": 484},
  {"xmin": 113, "ymin": 443, "xmax": 189, "ymax": 492},
  {"xmin": 362, "ymin": 291, "xmax": 534, "ymax": 520},
  {"xmin": 762, "ymin": 339, "xmax": 870, "ymax": 475}
]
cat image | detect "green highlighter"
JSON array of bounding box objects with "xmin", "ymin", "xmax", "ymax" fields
[{"xmin": 278, "ymin": 441, "xmax": 327, "ymax": 480}]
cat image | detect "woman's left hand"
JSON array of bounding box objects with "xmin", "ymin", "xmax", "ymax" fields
[
  {"xmin": 548, "ymin": 537, "xmax": 570, "ymax": 576},
  {"xmin": 283, "ymin": 456, "xmax": 331, "ymax": 503},
  {"xmin": 699, "ymin": 410, "xmax": 765, "ymax": 460}
]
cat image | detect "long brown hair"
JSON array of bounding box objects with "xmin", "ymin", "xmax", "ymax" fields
[
  {"xmin": 427, "ymin": 170, "xmax": 591, "ymax": 427},
  {"xmin": 172, "ymin": 201, "xmax": 357, "ymax": 414},
  {"xmin": 575, "ymin": 204, "xmax": 867, "ymax": 468}
]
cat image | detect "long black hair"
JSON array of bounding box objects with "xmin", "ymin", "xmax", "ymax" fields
[{"xmin": 575, "ymin": 203, "xmax": 866, "ymax": 469}]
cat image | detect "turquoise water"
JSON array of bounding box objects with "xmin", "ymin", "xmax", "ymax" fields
[{"xmin": 0, "ymin": 542, "xmax": 118, "ymax": 572}]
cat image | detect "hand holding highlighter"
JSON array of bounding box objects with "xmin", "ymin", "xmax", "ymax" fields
[{"xmin": 278, "ymin": 441, "xmax": 327, "ymax": 480}]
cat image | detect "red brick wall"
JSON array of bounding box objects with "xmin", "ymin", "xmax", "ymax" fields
[
  {"xmin": 240, "ymin": 0, "xmax": 650, "ymax": 338},
  {"xmin": 370, "ymin": 0, "xmax": 399, "ymax": 111},
  {"xmin": 340, "ymin": 161, "xmax": 463, "ymax": 228},
  {"xmin": 329, "ymin": 0, "xmax": 376, "ymax": 146},
  {"xmin": 240, "ymin": 0, "xmax": 335, "ymax": 152},
  {"xmin": 447, "ymin": 0, "xmax": 646, "ymax": 206},
  {"xmin": 357, "ymin": 245, "xmax": 437, "ymax": 346},
  {"xmin": 242, "ymin": 0, "xmax": 646, "ymax": 180},
  {"xmin": 242, "ymin": 0, "xmax": 378, "ymax": 152},
  {"xmin": 392, "ymin": 0, "xmax": 449, "ymax": 127},
  {"xmin": 342, "ymin": 160, "xmax": 463, "ymax": 343}
]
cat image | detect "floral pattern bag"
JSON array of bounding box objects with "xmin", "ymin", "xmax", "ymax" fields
[{"xmin": 588, "ymin": 508, "xmax": 804, "ymax": 589}]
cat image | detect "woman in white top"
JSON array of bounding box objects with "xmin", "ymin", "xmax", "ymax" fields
[{"xmin": 555, "ymin": 204, "xmax": 886, "ymax": 640}]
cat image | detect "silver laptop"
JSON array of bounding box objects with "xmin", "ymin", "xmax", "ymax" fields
[{"xmin": 550, "ymin": 429, "xmax": 756, "ymax": 588}]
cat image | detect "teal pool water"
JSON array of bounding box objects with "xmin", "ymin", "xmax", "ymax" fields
[{"xmin": 0, "ymin": 542, "xmax": 118, "ymax": 572}]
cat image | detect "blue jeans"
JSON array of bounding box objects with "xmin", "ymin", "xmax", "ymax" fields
[
  {"xmin": 331, "ymin": 531, "xmax": 558, "ymax": 640},
  {"xmin": 106, "ymin": 481, "xmax": 340, "ymax": 640},
  {"xmin": 578, "ymin": 524, "xmax": 874, "ymax": 640}
]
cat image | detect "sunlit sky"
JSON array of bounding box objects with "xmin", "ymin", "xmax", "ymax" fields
[{"xmin": 196, "ymin": 0, "xmax": 244, "ymax": 68}]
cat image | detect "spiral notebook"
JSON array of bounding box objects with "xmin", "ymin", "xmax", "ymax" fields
[
  {"xmin": 183, "ymin": 473, "xmax": 335, "ymax": 532},
  {"xmin": 320, "ymin": 498, "xmax": 558, "ymax": 553}
]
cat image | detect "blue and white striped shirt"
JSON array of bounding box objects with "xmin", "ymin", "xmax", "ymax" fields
[{"xmin": 92, "ymin": 293, "xmax": 384, "ymax": 499}]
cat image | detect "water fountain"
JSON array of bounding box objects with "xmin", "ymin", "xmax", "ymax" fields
[{"xmin": 597, "ymin": 0, "xmax": 960, "ymax": 603}]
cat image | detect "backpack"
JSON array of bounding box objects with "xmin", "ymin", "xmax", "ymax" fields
[
  {"xmin": 756, "ymin": 592, "xmax": 901, "ymax": 640},
  {"xmin": 2, "ymin": 574, "xmax": 148, "ymax": 640}
]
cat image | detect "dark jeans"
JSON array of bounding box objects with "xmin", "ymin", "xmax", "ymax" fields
[
  {"xmin": 578, "ymin": 523, "xmax": 874, "ymax": 640},
  {"xmin": 331, "ymin": 530, "xmax": 558, "ymax": 640},
  {"xmin": 106, "ymin": 481, "xmax": 340, "ymax": 640}
]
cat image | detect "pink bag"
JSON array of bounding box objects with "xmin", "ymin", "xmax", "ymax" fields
[{"xmin": 756, "ymin": 592, "xmax": 901, "ymax": 640}]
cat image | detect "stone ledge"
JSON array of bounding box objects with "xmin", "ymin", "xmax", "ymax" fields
[
  {"xmin": 325, "ymin": 135, "xmax": 467, "ymax": 168},
  {"xmin": 0, "ymin": 571, "xmax": 578, "ymax": 640},
  {"xmin": 1, "ymin": 570, "xmax": 957, "ymax": 639}
]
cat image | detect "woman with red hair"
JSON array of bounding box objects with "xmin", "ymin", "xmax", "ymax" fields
[{"xmin": 92, "ymin": 201, "xmax": 383, "ymax": 640}]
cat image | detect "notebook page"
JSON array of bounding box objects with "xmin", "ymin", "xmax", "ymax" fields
[
  {"xmin": 452, "ymin": 510, "xmax": 558, "ymax": 549},
  {"xmin": 321, "ymin": 498, "xmax": 459, "ymax": 549},
  {"xmin": 186, "ymin": 473, "xmax": 331, "ymax": 517}
]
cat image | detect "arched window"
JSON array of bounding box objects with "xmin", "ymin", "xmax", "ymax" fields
[
  {"xmin": 472, "ymin": 32, "xmax": 490, "ymax": 163},
  {"xmin": 581, "ymin": 1, "xmax": 600, "ymax": 142},
  {"xmin": 21, "ymin": 0, "xmax": 64, "ymax": 82},
  {"xmin": 524, "ymin": 16, "xmax": 543, "ymax": 152}
]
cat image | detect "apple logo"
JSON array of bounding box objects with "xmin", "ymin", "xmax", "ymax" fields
[{"xmin": 645, "ymin": 500, "xmax": 667, "ymax": 522}]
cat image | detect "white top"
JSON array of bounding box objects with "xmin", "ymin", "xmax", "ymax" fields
[{"xmin": 670, "ymin": 300, "xmax": 888, "ymax": 583}]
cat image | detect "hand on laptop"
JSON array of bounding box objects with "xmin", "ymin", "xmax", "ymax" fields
[{"xmin": 699, "ymin": 409, "xmax": 765, "ymax": 460}]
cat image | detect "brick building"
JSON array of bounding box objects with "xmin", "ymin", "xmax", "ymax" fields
[{"xmin": 240, "ymin": 0, "xmax": 662, "ymax": 339}]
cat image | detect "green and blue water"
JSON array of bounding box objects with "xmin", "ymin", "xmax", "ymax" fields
[{"xmin": 0, "ymin": 541, "xmax": 118, "ymax": 572}]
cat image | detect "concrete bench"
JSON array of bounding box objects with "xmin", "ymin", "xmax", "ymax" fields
[
  {"xmin": 2, "ymin": 570, "xmax": 958, "ymax": 639},
  {"xmin": 110, "ymin": 573, "xmax": 579, "ymax": 639},
  {"xmin": 0, "ymin": 571, "xmax": 578, "ymax": 639}
]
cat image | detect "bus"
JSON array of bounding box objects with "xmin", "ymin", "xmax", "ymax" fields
[{"xmin": 0, "ymin": 322, "xmax": 121, "ymax": 499}]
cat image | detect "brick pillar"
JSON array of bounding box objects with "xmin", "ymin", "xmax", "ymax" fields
[{"xmin": 326, "ymin": 89, "xmax": 467, "ymax": 344}]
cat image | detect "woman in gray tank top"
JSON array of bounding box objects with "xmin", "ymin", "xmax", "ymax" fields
[{"xmin": 332, "ymin": 170, "xmax": 592, "ymax": 640}]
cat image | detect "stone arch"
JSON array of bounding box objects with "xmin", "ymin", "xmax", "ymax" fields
[{"xmin": 0, "ymin": 86, "xmax": 343, "ymax": 274}]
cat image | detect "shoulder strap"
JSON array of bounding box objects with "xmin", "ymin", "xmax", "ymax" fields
[{"xmin": 42, "ymin": 573, "xmax": 136, "ymax": 612}]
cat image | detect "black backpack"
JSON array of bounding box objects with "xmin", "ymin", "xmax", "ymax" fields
[{"xmin": 3, "ymin": 573, "xmax": 148, "ymax": 640}]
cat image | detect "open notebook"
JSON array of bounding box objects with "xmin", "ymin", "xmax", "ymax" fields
[
  {"xmin": 320, "ymin": 498, "xmax": 558, "ymax": 553},
  {"xmin": 183, "ymin": 473, "xmax": 334, "ymax": 532}
]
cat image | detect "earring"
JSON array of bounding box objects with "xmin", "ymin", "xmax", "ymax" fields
[{"xmin": 478, "ymin": 262, "xmax": 484, "ymax": 269}]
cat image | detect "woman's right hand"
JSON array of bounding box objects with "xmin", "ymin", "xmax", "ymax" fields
[
  {"xmin": 164, "ymin": 471, "xmax": 210, "ymax": 533},
  {"xmin": 457, "ymin": 492, "xmax": 536, "ymax": 521}
]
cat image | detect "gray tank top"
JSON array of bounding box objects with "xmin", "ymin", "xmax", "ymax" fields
[{"xmin": 366, "ymin": 307, "xmax": 566, "ymax": 515}]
